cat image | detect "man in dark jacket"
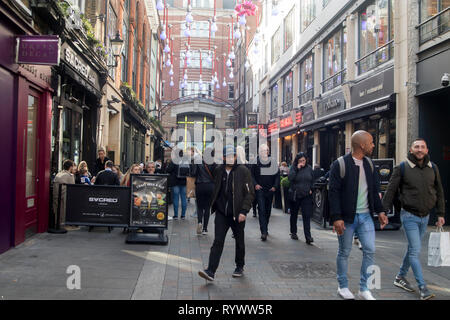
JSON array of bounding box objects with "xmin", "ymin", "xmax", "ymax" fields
[
  {"xmin": 329, "ymin": 130, "xmax": 388, "ymax": 300},
  {"xmin": 252, "ymin": 144, "xmax": 280, "ymax": 241},
  {"xmin": 93, "ymin": 147, "xmax": 110, "ymax": 177},
  {"xmin": 288, "ymin": 152, "xmax": 314, "ymax": 243},
  {"xmin": 198, "ymin": 145, "xmax": 255, "ymax": 281},
  {"xmin": 94, "ymin": 161, "xmax": 120, "ymax": 186},
  {"xmin": 166, "ymin": 149, "xmax": 188, "ymax": 219},
  {"xmin": 383, "ymin": 138, "xmax": 445, "ymax": 300}
]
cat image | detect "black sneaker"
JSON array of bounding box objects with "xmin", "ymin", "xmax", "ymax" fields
[
  {"xmin": 394, "ymin": 276, "xmax": 415, "ymax": 292},
  {"xmin": 306, "ymin": 237, "xmax": 314, "ymax": 245},
  {"xmin": 261, "ymin": 234, "xmax": 267, "ymax": 241},
  {"xmin": 198, "ymin": 269, "xmax": 215, "ymax": 281},
  {"xmin": 232, "ymin": 267, "xmax": 244, "ymax": 278},
  {"xmin": 291, "ymin": 234, "xmax": 298, "ymax": 240},
  {"xmin": 173, "ymin": 216, "xmax": 178, "ymax": 220},
  {"xmin": 419, "ymin": 286, "xmax": 435, "ymax": 300},
  {"xmin": 181, "ymin": 216, "xmax": 186, "ymax": 220}
]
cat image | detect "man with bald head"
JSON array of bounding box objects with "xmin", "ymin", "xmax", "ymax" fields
[{"xmin": 329, "ymin": 130, "xmax": 388, "ymax": 300}]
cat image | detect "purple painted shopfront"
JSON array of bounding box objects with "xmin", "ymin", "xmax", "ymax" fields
[{"xmin": 0, "ymin": 3, "xmax": 54, "ymax": 254}]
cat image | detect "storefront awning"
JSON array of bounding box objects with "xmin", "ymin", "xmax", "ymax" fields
[{"xmin": 300, "ymin": 94, "xmax": 395, "ymax": 132}]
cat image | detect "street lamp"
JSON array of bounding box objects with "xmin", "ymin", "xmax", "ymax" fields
[{"xmin": 108, "ymin": 31, "xmax": 124, "ymax": 68}]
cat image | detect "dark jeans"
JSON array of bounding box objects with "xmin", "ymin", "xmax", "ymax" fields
[
  {"xmin": 256, "ymin": 189, "xmax": 274, "ymax": 235},
  {"xmin": 207, "ymin": 213, "xmax": 245, "ymax": 273},
  {"xmin": 195, "ymin": 182, "xmax": 214, "ymax": 230},
  {"xmin": 290, "ymin": 195, "xmax": 313, "ymax": 239}
]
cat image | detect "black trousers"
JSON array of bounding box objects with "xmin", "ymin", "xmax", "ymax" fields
[
  {"xmin": 289, "ymin": 195, "xmax": 313, "ymax": 239},
  {"xmin": 195, "ymin": 182, "xmax": 214, "ymax": 229},
  {"xmin": 207, "ymin": 213, "xmax": 245, "ymax": 273},
  {"xmin": 256, "ymin": 190, "xmax": 274, "ymax": 235}
]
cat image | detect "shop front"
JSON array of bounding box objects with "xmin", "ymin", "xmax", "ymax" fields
[
  {"xmin": 52, "ymin": 41, "xmax": 106, "ymax": 175},
  {"xmin": 416, "ymin": 46, "xmax": 450, "ymax": 224},
  {"xmin": 122, "ymin": 106, "xmax": 149, "ymax": 172},
  {"xmin": 0, "ymin": 4, "xmax": 55, "ymax": 252}
]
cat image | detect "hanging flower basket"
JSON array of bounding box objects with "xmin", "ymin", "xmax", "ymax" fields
[{"xmin": 234, "ymin": 1, "xmax": 257, "ymax": 17}]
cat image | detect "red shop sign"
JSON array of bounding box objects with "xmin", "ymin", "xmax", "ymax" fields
[
  {"xmin": 280, "ymin": 116, "xmax": 293, "ymax": 129},
  {"xmin": 296, "ymin": 111, "xmax": 303, "ymax": 124},
  {"xmin": 268, "ymin": 122, "xmax": 279, "ymax": 135}
]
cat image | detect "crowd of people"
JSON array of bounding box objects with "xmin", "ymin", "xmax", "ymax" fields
[{"xmin": 53, "ymin": 131, "xmax": 446, "ymax": 300}]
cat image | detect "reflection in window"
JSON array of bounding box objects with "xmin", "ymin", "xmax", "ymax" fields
[
  {"xmin": 301, "ymin": 0, "xmax": 316, "ymax": 32},
  {"xmin": 284, "ymin": 9, "xmax": 294, "ymax": 51},
  {"xmin": 271, "ymin": 27, "xmax": 281, "ymax": 65}
]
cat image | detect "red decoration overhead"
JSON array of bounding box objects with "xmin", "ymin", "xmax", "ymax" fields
[{"xmin": 235, "ymin": 1, "xmax": 257, "ymax": 17}]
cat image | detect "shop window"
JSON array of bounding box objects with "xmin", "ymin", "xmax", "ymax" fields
[
  {"xmin": 323, "ymin": 27, "xmax": 347, "ymax": 92},
  {"xmin": 358, "ymin": 0, "xmax": 394, "ymax": 74},
  {"xmin": 61, "ymin": 108, "xmax": 82, "ymax": 166},
  {"xmin": 300, "ymin": 0, "xmax": 316, "ymax": 32}
]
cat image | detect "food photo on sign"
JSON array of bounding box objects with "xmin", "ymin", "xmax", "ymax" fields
[{"xmin": 130, "ymin": 175, "xmax": 168, "ymax": 228}]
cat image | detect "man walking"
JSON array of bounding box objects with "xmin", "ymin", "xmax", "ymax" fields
[
  {"xmin": 94, "ymin": 160, "xmax": 120, "ymax": 185},
  {"xmin": 329, "ymin": 130, "xmax": 388, "ymax": 300},
  {"xmin": 252, "ymin": 144, "xmax": 279, "ymax": 241},
  {"xmin": 383, "ymin": 138, "xmax": 446, "ymax": 300},
  {"xmin": 198, "ymin": 146, "xmax": 255, "ymax": 281}
]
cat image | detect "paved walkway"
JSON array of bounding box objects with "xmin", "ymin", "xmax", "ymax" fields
[{"xmin": 1, "ymin": 202, "xmax": 449, "ymax": 300}]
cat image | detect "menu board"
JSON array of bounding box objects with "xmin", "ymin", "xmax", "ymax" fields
[{"xmin": 130, "ymin": 174, "xmax": 168, "ymax": 228}]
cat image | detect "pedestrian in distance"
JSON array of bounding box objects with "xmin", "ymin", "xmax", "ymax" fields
[
  {"xmin": 190, "ymin": 147, "xmax": 216, "ymax": 235},
  {"xmin": 329, "ymin": 130, "xmax": 388, "ymax": 300},
  {"xmin": 166, "ymin": 149, "xmax": 189, "ymax": 220},
  {"xmin": 252, "ymin": 144, "xmax": 280, "ymax": 242},
  {"xmin": 383, "ymin": 138, "xmax": 446, "ymax": 300},
  {"xmin": 279, "ymin": 161, "xmax": 290, "ymax": 177},
  {"xmin": 288, "ymin": 152, "xmax": 314, "ymax": 244},
  {"xmin": 94, "ymin": 160, "xmax": 120, "ymax": 186},
  {"xmin": 198, "ymin": 145, "xmax": 255, "ymax": 281},
  {"xmin": 144, "ymin": 161, "xmax": 156, "ymax": 174},
  {"xmin": 121, "ymin": 164, "xmax": 141, "ymax": 187},
  {"xmin": 93, "ymin": 147, "xmax": 110, "ymax": 177}
]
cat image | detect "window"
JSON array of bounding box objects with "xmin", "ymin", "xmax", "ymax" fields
[
  {"xmin": 180, "ymin": 81, "xmax": 213, "ymax": 98},
  {"xmin": 358, "ymin": 0, "xmax": 394, "ymax": 74},
  {"xmin": 284, "ymin": 8, "xmax": 294, "ymax": 51},
  {"xmin": 419, "ymin": 0, "xmax": 449, "ymax": 44},
  {"xmin": 323, "ymin": 0, "xmax": 331, "ymax": 8},
  {"xmin": 271, "ymin": 27, "xmax": 281, "ymax": 64},
  {"xmin": 228, "ymin": 84, "xmax": 235, "ymax": 100},
  {"xmin": 121, "ymin": 4, "xmax": 130, "ymax": 83},
  {"xmin": 299, "ymin": 54, "xmax": 313, "ymax": 104},
  {"xmin": 300, "ymin": 0, "xmax": 316, "ymax": 32},
  {"xmin": 323, "ymin": 27, "xmax": 347, "ymax": 91},
  {"xmin": 283, "ymin": 71, "xmax": 293, "ymax": 112},
  {"xmin": 107, "ymin": 4, "xmax": 118, "ymax": 79},
  {"xmin": 176, "ymin": 114, "xmax": 215, "ymax": 153},
  {"xmin": 184, "ymin": 0, "xmax": 214, "ymax": 8},
  {"xmin": 162, "ymin": 81, "xmax": 165, "ymax": 98},
  {"xmin": 222, "ymin": 0, "xmax": 236, "ymax": 10},
  {"xmin": 181, "ymin": 22, "xmax": 210, "ymax": 38},
  {"xmin": 140, "ymin": 28, "xmax": 145, "ymax": 102},
  {"xmin": 270, "ymin": 84, "xmax": 278, "ymax": 117},
  {"xmin": 420, "ymin": 0, "xmax": 449, "ymax": 22},
  {"xmin": 132, "ymin": 37, "xmax": 138, "ymax": 91},
  {"xmin": 179, "ymin": 51, "xmax": 212, "ymax": 69}
]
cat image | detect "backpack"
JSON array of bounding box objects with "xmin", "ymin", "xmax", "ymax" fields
[{"xmin": 337, "ymin": 156, "xmax": 374, "ymax": 179}]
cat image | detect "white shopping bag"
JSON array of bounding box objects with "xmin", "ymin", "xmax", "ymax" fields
[{"xmin": 428, "ymin": 227, "xmax": 450, "ymax": 267}]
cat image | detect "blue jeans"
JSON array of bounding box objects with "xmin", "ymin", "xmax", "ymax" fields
[
  {"xmin": 172, "ymin": 185, "xmax": 187, "ymax": 218},
  {"xmin": 398, "ymin": 210, "xmax": 429, "ymax": 288},
  {"xmin": 337, "ymin": 213, "xmax": 375, "ymax": 292}
]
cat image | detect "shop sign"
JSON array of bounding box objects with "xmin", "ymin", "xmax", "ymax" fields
[
  {"xmin": 18, "ymin": 64, "xmax": 52, "ymax": 88},
  {"xmin": 63, "ymin": 46, "xmax": 96, "ymax": 86},
  {"xmin": 16, "ymin": 35, "xmax": 60, "ymax": 65},
  {"xmin": 258, "ymin": 124, "xmax": 267, "ymax": 138},
  {"xmin": 247, "ymin": 113, "xmax": 258, "ymax": 128},
  {"xmin": 302, "ymin": 105, "xmax": 315, "ymax": 123},
  {"xmin": 317, "ymin": 91, "xmax": 346, "ymax": 118},
  {"xmin": 280, "ymin": 115, "xmax": 294, "ymax": 129},
  {"xmin": 296, "ymin": 111, "xmax": 303, "ymax": 124},
  {"xmin": 351, "ymin": 67, "xmax": 394, "ymax": 107},
  {"xmin": 268, "ymin": 121, "xmax": 279, "ymax": 135}
]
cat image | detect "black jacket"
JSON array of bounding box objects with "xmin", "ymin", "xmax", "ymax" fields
[
  {"xmin": 210, "ymin": 164, "xmax": 255, "ymax": 220},
  {"xmin": 251, "ymin": 157, "xmax": 280, "ymax": 192},
  {"xmin": 94, "ymin": 169, "xmax": 120, "ymax": 186},
  {"xmin": 288, "ymin": 164, "xmax": 314, "ymax": 199},
  {"xmin": 93, "ymin": 157, "xmax": 110, "ymax": 176},
  {"xmin": 190, "ymin": 161, "xmax": 216, "ymax": 185},
  {"xmin": 328, "ymin": 153, "xmax": 384, "ymax": 224},
  {"xmin": 165, "ymin": 161, "xmax": 188, "ymax": 187},
  {"xmin": 383, "ymin": 153, "xmax": 445, "ymax": 218}
]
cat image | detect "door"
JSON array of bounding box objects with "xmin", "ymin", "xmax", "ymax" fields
[{"xmin": 24, "ymin": 93, "xmax": 40, "ymax": 237}]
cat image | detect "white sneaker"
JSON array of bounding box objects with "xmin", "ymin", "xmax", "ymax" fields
[
  {"xmin": 337, "ymin": 287, "xmax": 355, "ymax": 300},
  {"xmin": 358, "ymin": 290, "xmax": 376, "ymax": 300},
  {"xmin": 168, "ymin": 216, "xmax": 173, "ymax": 221},
  {"xmin": 196, "ymin": 223, "xmax": 202, "ymax": 235}
]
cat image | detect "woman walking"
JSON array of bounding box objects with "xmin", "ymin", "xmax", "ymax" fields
[
  {"xmin": 190, "ymin": 149, "xmax": 216, "ymax": 235},
  {"xmin": 288, "ymin": 152, "xmax": 315, "ymax": 244}
]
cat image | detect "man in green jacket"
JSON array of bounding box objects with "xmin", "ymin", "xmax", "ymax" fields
[
  {"xmin": 198, "ymin": 145, "xmax": 255, "ymax": 281},
  {"xmin": 383, "ymin": 138, "xmax": 446, "ymax": 300}
]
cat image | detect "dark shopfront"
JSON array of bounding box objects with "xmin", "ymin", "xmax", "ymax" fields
[
  {"xmin": 51, "ymin": 42, "xmax": 106, "ymax": 175},
  {"xmin": 0, "ymin": 3, "xmax": 54, "ymax": 252},
  {"xmin": 121, "ymin": 106, "xmax": 148, "ymax": 172},
  {"xmin": 417, "ymin": 47, "xmax": 450, "ymax": 225}
]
